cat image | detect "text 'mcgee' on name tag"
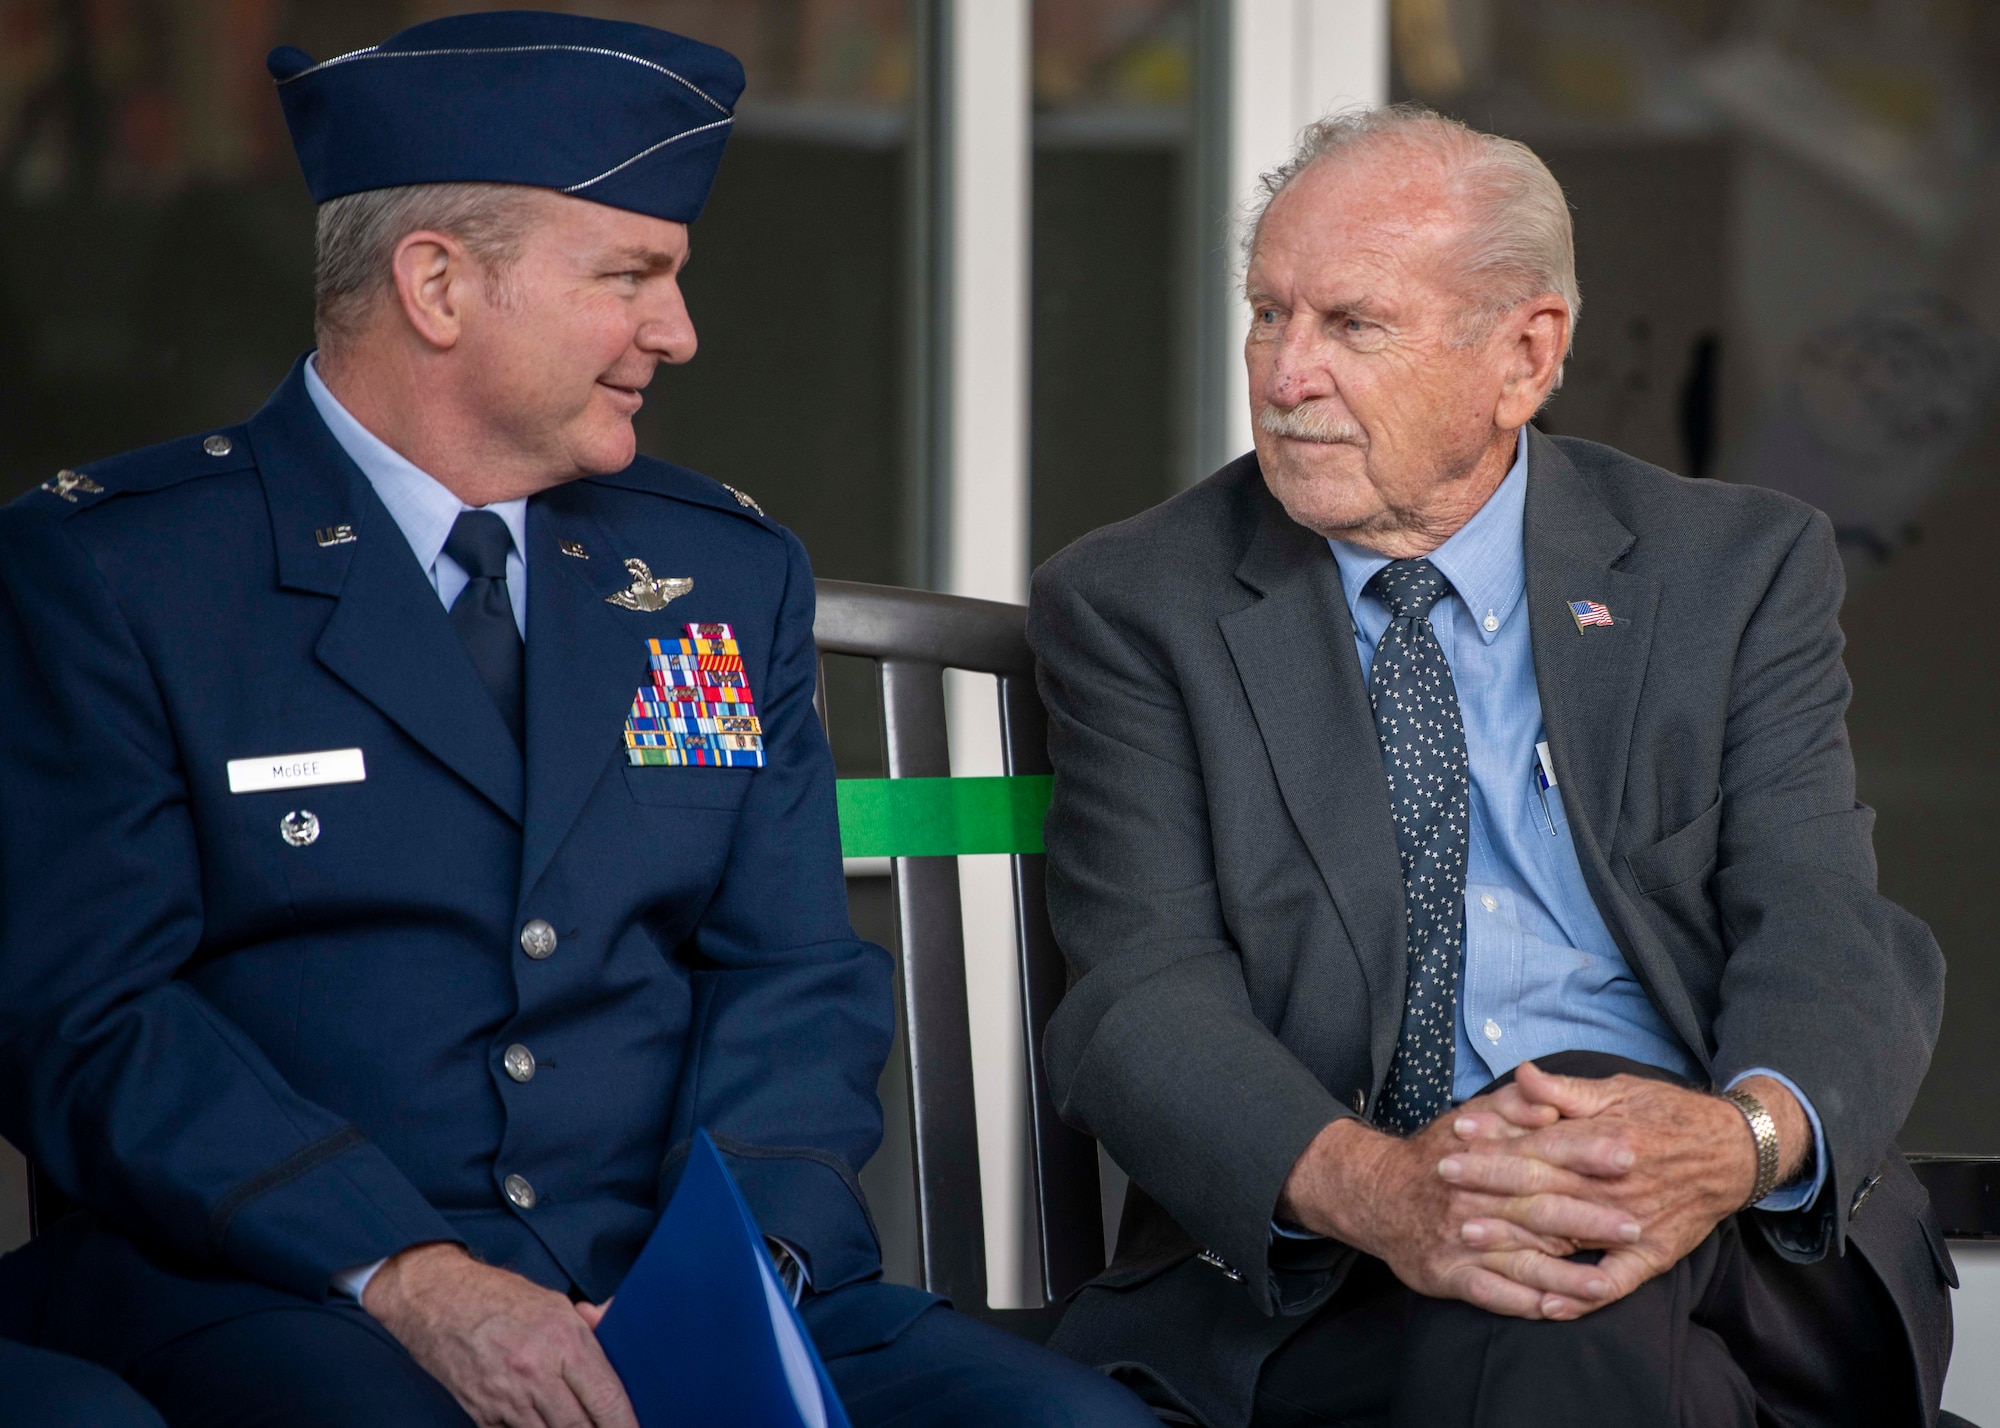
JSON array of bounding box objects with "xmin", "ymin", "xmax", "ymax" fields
[{"xmin": 227, "ymin": 748, "xmax": 367, "ymax": 794}]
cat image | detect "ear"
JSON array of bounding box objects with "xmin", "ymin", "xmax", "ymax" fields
[
  {"xmin": 1494, "ymin": 294, "xmax": 1571, "ymax": 428},
  {"xmin": 388, "ymin": 229, "xmax": 476, "ymax": 352}
]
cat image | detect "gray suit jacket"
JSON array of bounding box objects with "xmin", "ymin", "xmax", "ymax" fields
[{"xmin": 1028, "ymin": 431, "xmax": 1951, "ymax": 1427}]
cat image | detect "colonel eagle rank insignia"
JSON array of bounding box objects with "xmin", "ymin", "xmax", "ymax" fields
[
  {"xmin": 41, "ymin": 469, "xmax": 104, "ymax": 503},
  {"xmin": 606, "ymin": 558, "xmax": 693, "ymax": 613}
]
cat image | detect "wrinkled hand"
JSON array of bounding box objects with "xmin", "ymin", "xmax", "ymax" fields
[
  {"xmin": 1439, "ymin": 1062, "xmax": 1808, "ymax": 1319},
  {"xmin": 1279, "ymin": 1095, "xmax": 1639, "ymax": 1321},
  {"xmin": 363, "ymin": 1243, "xmax": 637, "ymax": 1428}
]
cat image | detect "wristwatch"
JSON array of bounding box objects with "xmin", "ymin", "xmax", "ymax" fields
[{"xmin": 1721, "ymin": 1087, "xmax": 1782, "ymax": 1209}]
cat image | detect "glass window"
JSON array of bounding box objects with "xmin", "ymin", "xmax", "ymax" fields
[
  {"xmin": 1030, "ymin": 0, "xmax": 1196, "ymax": 567},
  {"xmin": 0, "ymin": 0, "xmax": 917, "ymax": 596}
]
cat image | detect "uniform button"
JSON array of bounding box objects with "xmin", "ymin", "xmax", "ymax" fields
[
  {"xmin": 1483, "ymin": 1018, "xmax": 1503, "ymax": 1043},
  {"xmin": 503, "ymin": 1174, "xmax": 537, "ymax": 1210},
  {"xmin": 520, "ymin": 919, "xmax": 557, "ymax": 960},
  {"xmin": 503, "ymin": 1044, "xmax": 537, "ymax": 1083},
  {"xmin": 1479, "ymin": 893, "xmax": 1498, "ymax": 913},
  {"xmin": 202, "ymin": 434, "xmax": 233, "ymax": 456}
]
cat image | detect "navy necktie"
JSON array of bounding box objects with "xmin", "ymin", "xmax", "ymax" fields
[
  {"xmin": 1365, "ymin": 558, "xmax": 1470, "ymax": 1133},
  {"xmin": 443, "ymin": 510, "xmax": 525, "ymax": 747}
]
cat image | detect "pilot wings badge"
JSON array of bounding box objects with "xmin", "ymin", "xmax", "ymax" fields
[{"xmin": 605, "ymin": 558, "xmax": 693, "ymax": 613}]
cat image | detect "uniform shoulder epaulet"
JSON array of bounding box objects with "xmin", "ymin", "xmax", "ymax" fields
[
  {"xmin": 590, "ymin": 456, "xmax": 779, "ymax": 530},
  {"xmin": 28, "ymin": 427, "xmax": 256, "ymax": 516}
]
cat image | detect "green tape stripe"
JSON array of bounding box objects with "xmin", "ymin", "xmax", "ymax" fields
[{"xmin": 836, "ymin": 776, "xmax": 1052, "ymax": 858}]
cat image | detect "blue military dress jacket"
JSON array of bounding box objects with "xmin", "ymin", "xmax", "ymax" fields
[{"xmin": 0, "ymin": 360, "xmax": 923, "ymax": 1360}]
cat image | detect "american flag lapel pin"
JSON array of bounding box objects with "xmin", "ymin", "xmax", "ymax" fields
[{"xmin": 1569, "ymin": 599, "xmax": 1614, "ymax": 632}]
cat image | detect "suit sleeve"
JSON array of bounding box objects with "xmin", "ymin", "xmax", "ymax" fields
[
  {"xmin": 1707, "ymin": 510, "xmax": 1943, "ymax": 1256},
  {"xmin": 665, "ymin": 529, "xmax": 897, "ymax": 1293},
  {"xmin": 1030, "ymin": 558, "xmax": 1350, "ymax": 1314},
  {"xmin": 0, "ymin": 504, "xmax": 459, "ymax": 1301}
]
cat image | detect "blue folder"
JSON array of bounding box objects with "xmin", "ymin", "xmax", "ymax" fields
[{"xmin": 595, "ymin": 1130, "xmax": 853, "ymax": 1428}]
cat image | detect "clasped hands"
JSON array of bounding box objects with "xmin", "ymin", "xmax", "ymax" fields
[{"xmin": 1279, "ymin": 1061, "xmax": 1810, "ymax": 1322}]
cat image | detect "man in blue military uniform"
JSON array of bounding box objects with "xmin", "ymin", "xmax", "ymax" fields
[{"xmin": 0, "ymin": 13, "xmax": 1154, "ymax": 1427}]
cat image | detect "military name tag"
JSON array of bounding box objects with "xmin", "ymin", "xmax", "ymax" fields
[{"xmin": 227, "ymin": 747, "xmax": 367, "ymax": 794}]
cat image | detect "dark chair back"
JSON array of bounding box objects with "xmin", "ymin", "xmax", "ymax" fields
[
  {"xmin": 813, "ymin": 579, "xmax": 1103, "ymax": 1333},
  {"xmin": 1910, "ymin": 1155, "xmax": 2000, "ymax": 1239}
]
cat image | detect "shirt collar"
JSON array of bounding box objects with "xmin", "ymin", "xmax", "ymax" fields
[
  {"xmin": 303, "ymin": 353, "xmax": 528, "ymax": 571},
  {"xmin": 1327, "ymin": 426, "xmax": 1528, "ymax": 644}
]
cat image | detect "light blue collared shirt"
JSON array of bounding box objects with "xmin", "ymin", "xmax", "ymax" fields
[
  {"xmin": 1325, "ymin": 428, "xmax": 1824, "ymax": 1211},
  {"xmin": 304, "ymin": 356, "xmax": 530, "ymax": 640}
]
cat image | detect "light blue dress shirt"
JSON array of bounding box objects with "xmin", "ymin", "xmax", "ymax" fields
[
  {"xmin": 1324, "ymin": 428, "xmax": 1824, "ymax": 1211},
  {"xmin": 304, "ymin": 357, "xmax": 530, "ymax": 640}
]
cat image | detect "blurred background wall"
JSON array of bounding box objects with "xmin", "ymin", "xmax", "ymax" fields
[{"xmin": 0, "ymin": 0, "xmax": 1993, "ymax": 1335}]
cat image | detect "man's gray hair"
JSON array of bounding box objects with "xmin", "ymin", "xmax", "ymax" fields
[
  {"xmin": 314, "ymin": 182, "xmax": 542, "ymax": 345},
  {"xmin": 1247, "ymin": 105, "xmax": 1581, "ymax": 359}
]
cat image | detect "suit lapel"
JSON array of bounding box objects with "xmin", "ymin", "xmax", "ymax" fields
[
  {"xmin": 519, "ymin": 491, "xmax": 656, "ymax": 894},
  {"xmin": 1218, "ymin": 480, "xmax": 1409, "ymax": 1085},
  {"xmin": 250, "ymin": 361, "xmax": 525, "ymax": 824},
  {"xmin": 1523, "ymin": 432, "xmax": 1708, "ymax": 1055},
  {"xmin": 1522, "ymin": 430, "xmax": 1657, "ymax": 852}
]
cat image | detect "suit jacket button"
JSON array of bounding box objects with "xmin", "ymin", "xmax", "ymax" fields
[
  {"xmin": 520, "ymin": 920, "xmax": 557, "ymax": 960},
  {"xmin": 1352, "ymin": 1090, "xmax": 1367, "ymax": 1113},
  {"xmin": 504, "ymin": 1174, "xmax": 537, "ymax": 1210},
  {"xmin": 503, "ymin": 1044, "xmax": 537, "ymax": 1083}
]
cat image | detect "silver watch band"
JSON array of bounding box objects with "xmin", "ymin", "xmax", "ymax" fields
[{"xmin": 1721, "ymin": 1087, "xmax": 1782, "ymax": 1208}]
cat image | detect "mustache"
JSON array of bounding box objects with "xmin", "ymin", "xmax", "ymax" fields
[{"xmin": 1258, "ymin": 401, "xmax": 1363, "ymax": 444}]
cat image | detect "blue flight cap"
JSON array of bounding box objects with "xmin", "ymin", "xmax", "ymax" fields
[{"xmin": 268, "ymin": 10, "xmax": 745, "ymax": 225}]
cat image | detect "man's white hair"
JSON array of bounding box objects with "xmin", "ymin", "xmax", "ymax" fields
[
  {"xmin": 314, "ymin": 182, "xmax": 542, "ymax": 347},
  {"xmin": 1246, "ymin": 104, "xmax": 1581, "ymax": 363}
]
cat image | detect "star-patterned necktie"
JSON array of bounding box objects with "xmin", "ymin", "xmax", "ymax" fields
[{"xmin": 1365, "ymin": 558, "xmax": 1471, "ymax": 1133}]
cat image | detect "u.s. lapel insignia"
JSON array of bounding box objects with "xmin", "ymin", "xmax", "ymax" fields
[
  {"xmin": 41, "ymin": 469, "xmax": 103, "ymax": 503},
  {"xmin": 605, "ymin": 558, "xmax": 693, "ymax": 613},
  {"xmin": 559, "ymin": 539, "xmax": 590, "ymax": 560},
  {"xmin": 1568, "ymin": 599, "xmax": 1614, "ymax": 632},
  {"xmin": 315, "ymin": 525, "xmax": 357, "ymax": 547}
]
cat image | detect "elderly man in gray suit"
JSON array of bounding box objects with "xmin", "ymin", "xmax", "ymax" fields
[{"xmin": 1029, "ymin": 106, "xmax": 1952, "ymax": 1428}]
